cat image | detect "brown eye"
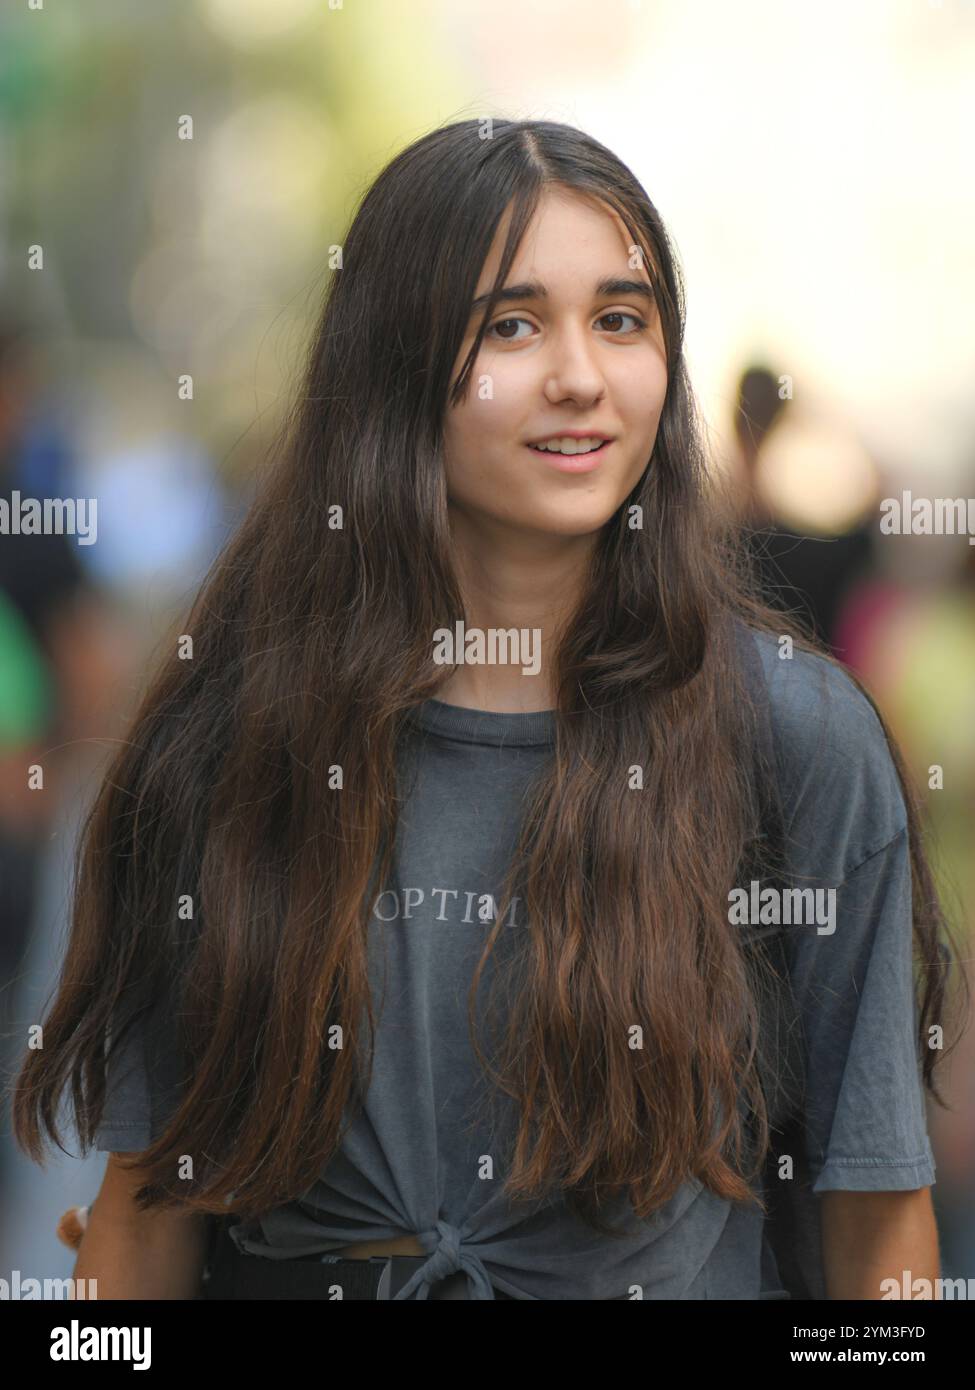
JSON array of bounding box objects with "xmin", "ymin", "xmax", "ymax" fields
[
  {"xmin": 598, "ymin": 312, "xmax": 647, "ymax": 333},
  {"xmin": 486, "ymin": 317, "xmax": 534, "ymax": 341}
]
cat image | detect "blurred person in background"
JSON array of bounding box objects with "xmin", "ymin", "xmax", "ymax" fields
[
  {"xmin": 734, "ymin": 363, "xmax": 876, "ymax": 658},
  {"xmin": 0, "ymin": 317, "xmax": 233, "ymax": 1278},
  {"xmin": 0, "ymin": 320, "xmax": 130, "ymax": 1196}
]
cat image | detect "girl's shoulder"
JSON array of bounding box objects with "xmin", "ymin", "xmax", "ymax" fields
[
  {"xmin": 742, "ymin": 624, "xmax": 909, "ymax": 882},
  {"xmin": 746, "ymin": 625, "xmax": 892, "ymax": 752}
]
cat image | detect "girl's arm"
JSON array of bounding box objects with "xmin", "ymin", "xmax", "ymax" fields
[
  {"xmin": 72, "ymin": 1152, "xmax": 211, "ymax": 1299},
  {"xmin": 820, "ymin": 1188, "xmax": 941, "ymax": 1299}
]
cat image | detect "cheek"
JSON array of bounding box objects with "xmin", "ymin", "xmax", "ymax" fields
[
  {"xmin": 457, "ymin": 387, "xmax": 522, "ymax": 458},
  {"xmin": 443, "ymin": 405, "xmax": 514, "ymax": 500},
  {"xmin": 619, "ymin": 379, "xmax": 667, "ymax": 447}
]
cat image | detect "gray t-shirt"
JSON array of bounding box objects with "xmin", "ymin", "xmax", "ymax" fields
[{"xmin": 95, "ymin": 628, "xmax": 936, "ymax": 1299}]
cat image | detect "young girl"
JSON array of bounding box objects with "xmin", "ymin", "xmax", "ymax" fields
[{"xmin": 13, "ymin": 118, "xmax": 966, "ymax": 1301}]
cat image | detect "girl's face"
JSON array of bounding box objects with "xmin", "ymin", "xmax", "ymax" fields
[{"xmin": 443, "ymin": 187, "xmax": 668, "ymax": 543}]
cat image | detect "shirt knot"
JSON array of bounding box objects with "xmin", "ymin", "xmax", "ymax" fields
[
  {"xmin": 423, "ymin": 1222, "xmax": 463, "ymax": 1282},
  {"xmin": 392, "ymin": 1219, "xmax": 496, "ymax": 1300}
]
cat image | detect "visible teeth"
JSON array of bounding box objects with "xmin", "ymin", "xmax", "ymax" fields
[{"xmin": 529, "ymin": 437, "xmax": 606, "ymax": 454}]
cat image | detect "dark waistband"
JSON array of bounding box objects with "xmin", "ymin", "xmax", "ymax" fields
[{"xmin": 201, "ymin": 1221, "xmax": 515, "ymax": 1300}]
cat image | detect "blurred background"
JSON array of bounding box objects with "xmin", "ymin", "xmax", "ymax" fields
[{"xmin": 0, "ymin": 0, "xmax": 972, "ymax": 1290}]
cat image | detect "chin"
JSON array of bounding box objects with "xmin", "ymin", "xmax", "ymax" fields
[{"xmin": 526, "ymin": 507, "xmax": 619, "ymax": 538}]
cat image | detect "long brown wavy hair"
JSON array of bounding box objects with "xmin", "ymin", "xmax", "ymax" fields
[{"xmin": 11, "ymin": 118, "xmax": 968, "ymax": 1235}]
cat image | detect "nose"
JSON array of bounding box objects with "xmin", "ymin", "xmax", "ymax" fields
[{"xmin": 541, "ymin": 322, "xmax": 607, "ymax": 407}]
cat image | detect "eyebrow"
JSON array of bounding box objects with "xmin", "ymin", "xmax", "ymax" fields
[{"xmin": 469, "ymin": 276, "xmax": 655, "ymax": 318}]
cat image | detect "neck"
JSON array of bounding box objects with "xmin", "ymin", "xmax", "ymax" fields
[{"xmin": 436, "ymin": 507, "xmax": 593, "ymax": 712}]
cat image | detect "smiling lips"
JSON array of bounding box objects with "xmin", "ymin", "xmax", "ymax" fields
[
  {"xmin": 527, "ymin": 434, "xmax": 613, "ymax": 454},
  {"xmin": 526, "ymin": 435, "xmax": 614, "ymax": 472}
]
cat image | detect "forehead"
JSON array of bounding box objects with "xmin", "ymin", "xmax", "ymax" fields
[{"xmin": 475, "ymin": 188, "xmax": 642, "ymax": 291}]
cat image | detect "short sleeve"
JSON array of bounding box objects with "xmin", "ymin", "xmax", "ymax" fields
[
  {"xmin": 753, "ymin": 633, "xmax": 937, "ymax": 1298},
  {"xmin": 785, "ymin": 826, "xmax": 936, "ymax": 1193},
  {"xmin": 757, "ymin": 638, "xmax": 936, "ymax": 1188},
  {"xmin": 93, "ymin": 1010, "xmax": 154, "ymax": 1152},
  {"xmin": 94, "ymin": 994, "xmax": 187, "ymax": 1154}
]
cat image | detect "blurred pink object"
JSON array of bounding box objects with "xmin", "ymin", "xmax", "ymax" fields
[{"xmin": 832, "ymin": 577, "xmax": 910, "ymax": 679}]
